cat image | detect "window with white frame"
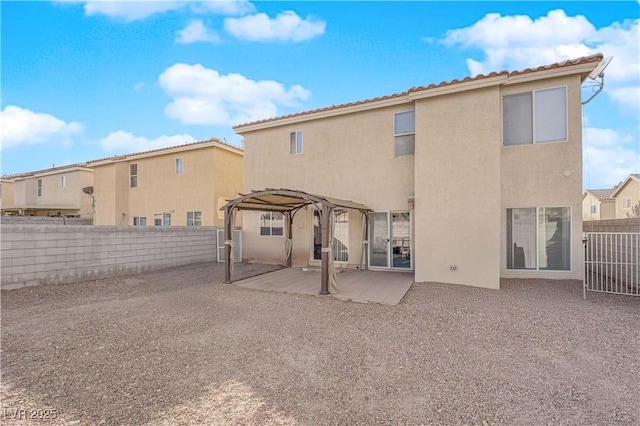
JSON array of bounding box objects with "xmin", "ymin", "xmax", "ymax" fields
[
  {"xmin": 61, "ymin": 175, "xmax": 66, "ymax": 188},
  {"xmin": 163, "ymin": 213, "xmax": 171, "ymax": 226},
  {"xmin": 37, "ymin": 179, "xmax": 42, "ymax": 197},
  {"xmin": 176, "ymin": 157, "xmax": 184, "ymax": 174},
  {"xmin": 503, "ymin": 86, "xmax": 567, "ymax": 146},
  {"xmin": 394, "ymin": 110, "xmax": 415, "ymax": 156},
  {"xmin": 260, "ymin": 212, "xmax": 284, "ymax": 236},
  {"xmin": 187, "ymin": 211, "xmax": 202, "ymax": 226},
  {"xmin": 590, "ymin": 205, "xmax": 597, "ymax": 214},
  {"xmin": 506, "ymin": 207, "xmax": 571, "ymax": 271},
  {"xmin": 130, "ymin": 164, "xmax": 138, "ymax": 188},
  {"xmin": 622, "ymin": 197, "xmax": 632, "ymax": 209},
  {"xmin": 289, "ymin": 131, "xmax": 303, "ymax": 155},
  {"xmin": 154, "ymin": 214, "xmax": 162, "ymax": 226},
  {"xmin": 132, "ymin": 216, "xmax": 147, "ymax": 226}
]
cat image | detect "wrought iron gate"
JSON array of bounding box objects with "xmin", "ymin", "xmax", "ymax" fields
[{"xmin": 583, "ymin": 232, "xmax": 640, "ymax": 298}]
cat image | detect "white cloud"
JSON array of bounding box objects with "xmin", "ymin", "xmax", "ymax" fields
[
  {"xmin": 0, "ymin": 106, "xmax": 82, "ymax": 149},
  {"xmin": 158, "ymin": 63, "xmax": 311, "ymax": 125},
  {"xmin": 176, "ymin": 20, "xmax": 221, "ymax": 44},
  {"xmin": 133, "ymin": 81, "xmax": 148, "ymax": 91},
  {"xmin": 442, "ymin": 10, "xmax": 639, "ymax": 110},
  {"xmin": 83, "ymin": 0, "xmax": 184, "ymax": 21},
  {"xmin": 192, "ymin": 1, "xmax": 255, "ymax": 16},
  {"xmin": 224, "ymin": 11, "xmax": 325, "ymax": 42},
  {"xmin": 583, "ymin": 127, "xmax": 640, "ymax": 188},
  {"xmin": 98, "ymin": 130, "xmax": 197, "ymax": 153}
]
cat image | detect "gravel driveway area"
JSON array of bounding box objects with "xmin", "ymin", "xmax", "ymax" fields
[{"xmin": 1, "ymin": 262, "xmax": 639, "ymax": 425}]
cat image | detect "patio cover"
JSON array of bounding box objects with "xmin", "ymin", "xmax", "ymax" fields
[{"xmin": 222, "ymin": 188, "xmax": 370, "ymax": 295}]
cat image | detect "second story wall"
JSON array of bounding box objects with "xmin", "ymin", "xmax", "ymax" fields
[
  {"xmin": 243, "ymin": 102, "xmax": 416, "ymax": 210},
  {"xmin": 0, "ymin": 180, "xmax": 15, "ymax": 207},
  {"xmin": 615, "ymin": 179, "xmax": 640, "ymax": 218}
]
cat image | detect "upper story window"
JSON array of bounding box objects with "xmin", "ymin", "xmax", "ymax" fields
[
  {"xmin": 260, "ymin": 211, "xmax": 284, "ymax": 236},
  {"xmin": 130, "ymin": 164, "xmax": 138, "ymax": 188},
  {"xmin": 289, "ymin": 131, "xmax": 303, "ymax": 155},
  {"xmin": 503, "ymin": 86, "xmax": 567, "ymax": 146},
  {"xmin": 61, "ymin": 175, "xmax": 66, "ymax": 189},
  {"xmin": 590, "ymin": 205, "xmax": 597, "ymax": 214},
  {"xmin": 37, "ymin": 179, "xmax": 42, "ymax": 197},
  {"xmin": 394, "ymin": 110, "xmax": 415, "ymax": 156},
  {"xmin": 622, "ymin": 197, "xmax": 632, "ymax": 209},
  {"xmin": 176, "ymin": 157, "xmax": 184, "ymax": 174}
]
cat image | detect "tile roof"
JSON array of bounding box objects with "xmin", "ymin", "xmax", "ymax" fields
[
  {"xmin": 87, "ymin": 138, "xmax": 242, "ymax": 164},
  {"xmin": 1, "ymin": 163, "xmax": 91, "ymax": 180},
  {"xmin": 2, "ymin": 138, "xmax": 242, "ymax": 179},
  {"xmin": 234, "ymin": 53, "xmax": 604, "ymax": 130},
  {"xmin": 585, "ymin": 189, "xmax": 615, "ymax": 201}
]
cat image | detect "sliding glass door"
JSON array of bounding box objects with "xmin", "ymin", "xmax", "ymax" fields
[{"xmin": 369, "ymin": 211, "xmax": 412, "ymax": 270}]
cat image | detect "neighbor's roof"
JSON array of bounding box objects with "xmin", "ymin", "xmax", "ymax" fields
[
  {"xmin": 87, "ymin": 138, "xmax": 243, "ymax": 166},
  {"xmin": 612, "ymin": 174, "xmax": 640, "ymax": 198},
  {"xmin": 1, "ymin": 163, "xmax": 91, "ymax": 180},
  {"xmin": 584, "ymin": 189, "xmax": 615, "ymax": 201},
  {"xmin": 234, "ymin": 53, "xmax": 604, "ymax": 132}
]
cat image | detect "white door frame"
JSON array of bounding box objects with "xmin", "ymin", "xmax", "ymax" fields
[{"xmin": 368, "ymin": 210, "xmax": 413, "ymax": 271}]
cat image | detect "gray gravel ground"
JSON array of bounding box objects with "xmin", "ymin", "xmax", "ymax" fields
[{"xmin": 1, "ymin": 262, "xmax": 639, "ymax": 426}]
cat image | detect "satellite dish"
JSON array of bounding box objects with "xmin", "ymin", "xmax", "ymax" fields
[{"xmin": 588, "ymin": 56, "xmax": 612, "ymax": 79}]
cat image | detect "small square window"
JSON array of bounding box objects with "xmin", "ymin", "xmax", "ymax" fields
[
  {"xmin": 622, "ymin": 197, "xmax": 632, "ymax": 209},
  {"xmin": 289, "ymin": 131, "xmax": 303, "ymax": 155},
  {"xmin": 187, "ymin": 211, "xmax": 202, "ymax": 226},
  {"xmin": 132, "ymin": 216, "xmax": 147, "ymax": 226},
  {"xmin": 590, "ymin": 205, "xmax": 597, "ymax": 214},
  {"xmin": 260, "ymin": 212, "xmax": 284, "ymax": 236}
]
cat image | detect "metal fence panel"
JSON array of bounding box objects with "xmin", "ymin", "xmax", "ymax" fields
[{"xmin": 584, "ymin": 232, "xmax": 639, "ymax": 298}]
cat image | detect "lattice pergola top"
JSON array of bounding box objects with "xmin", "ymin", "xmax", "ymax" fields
[{"xmin": 222, "ymin": 188, "xmax": 370, "ymax": 213}]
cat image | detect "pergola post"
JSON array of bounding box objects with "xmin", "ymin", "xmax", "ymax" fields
[
  {"xmin": 320, "ymin": 205, "xmax": 330, "ymax": 295},
  {"xmin": 285, "ymin": 211, "xmax": 293, "ymax": 267},
  {"xmin": 224, "ymin": 205, "xmax": 232, "ymax": 283}
]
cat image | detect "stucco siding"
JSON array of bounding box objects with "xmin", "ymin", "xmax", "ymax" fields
[
  {"xmin": 242, "ymin": 104, "xmax": 416, "ymax": 266},
  {"xmin": 615, "ymin": 180, "xmax": 639, "ymax": 219},
  {"xmin": 414, "ymin": 86, "xmax": 502, "ymax": 289},
  {"xmin": 500, "ymin": 75, "xmax": 584, "ymax": 280}
]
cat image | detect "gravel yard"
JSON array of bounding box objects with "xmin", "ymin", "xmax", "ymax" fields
[{"xmin": 1, "ymin": 262, "xmax": 639, "ymax": 425}]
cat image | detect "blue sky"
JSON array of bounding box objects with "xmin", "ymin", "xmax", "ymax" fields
[{"xmin": 1, "ymin": 1, "xmax": 638, "ymax": 189}]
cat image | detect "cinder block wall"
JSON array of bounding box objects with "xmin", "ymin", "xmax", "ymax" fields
[
  {"xmin": 1, "ymin": 225, "xmax": 218, "ymax": 290},
  {"xmin": 583, "ymin": 218, "xmax": 640, "ymax": 233}
]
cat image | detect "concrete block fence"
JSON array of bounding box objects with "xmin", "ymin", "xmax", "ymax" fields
[
  {"xmin": 1, "ymin": 224, "xmax": 219, "ymax": 290},
  {"xmin": 583, "ymin": 218, "xmax": 640, "ymax": 233}
]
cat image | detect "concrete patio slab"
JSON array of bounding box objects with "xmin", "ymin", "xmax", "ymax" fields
[{"xmin": 234, "ymin": 267, "xmax": 414, "ymax": 305}]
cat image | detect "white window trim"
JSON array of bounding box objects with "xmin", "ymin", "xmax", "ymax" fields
[
  {"xmin": 506, "ymin": 206, "xmax": 572, "ymax": 272},
  {"xmin": 393, "ymin": 110, "xmax": 416, "ymax": 157},
  {"xmin": 503, "ymin": 85, "xmax": 569, "ymax": 147},
  {"xmin": 186, "ymin": 210, "xmax": 202, "ymax": 226},
  {"xmin": 61, "ymin": 175, "xmax": 66, "ymax": 189},
  {"xmin": 622, "ymin": 197, "xmax": 632, "ymax": 209},
  {"xmin": 132, "ymin": 216, "xmax": 147, "ymax": 226},
  {"xmin": 289, "ymin": 131, "xmax": 303, "ymax": 155},
  {"xmin": 37, "ymin": 179, "xmax": 42, "ymax": 197},
  {"xmin": 176, "ymin": 157, "xmax": 184, "ymax": 174},
  {"xmin": 259, "ymin": 211, "xmax": 284, "ymax": 237},
  {"xmin": 130, "ymin": 164, "xmax": 138, "ymax": 188}
]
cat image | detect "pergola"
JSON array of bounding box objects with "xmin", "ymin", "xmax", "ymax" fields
[{"xmin": 222, "ymin": 189, "xmax": 370, "ymax": 295}]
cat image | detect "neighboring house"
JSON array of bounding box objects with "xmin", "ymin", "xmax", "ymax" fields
[
  {"xmin": 0, "ymin": 179, "xmax": 16, "ymax": 210},
  {"xmin": 88, "ymin": 139, "xmax": 243, "ymax": 227},
  {"xmin": 582, "ymin": 189, "xmax": 615, "ymax": 221},
  {"xmin": 612, "ymin": 174, "xmax": 640, "ymax": 218},
  {"xmin": 234, "ymin": 54, "xmax": 605, "ymax": 289},
  {"xmin": 1, "ymin": 165, "xmax": 94, "ymax": 218}
]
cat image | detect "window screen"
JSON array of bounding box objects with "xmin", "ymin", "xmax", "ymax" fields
[
  {"xmin": 534, "ymin": 87, "xmax": 567, "ymax": 143},
  {"xmin": 503, "ymin": 93, "xmax": 533, "ymax": 146}
]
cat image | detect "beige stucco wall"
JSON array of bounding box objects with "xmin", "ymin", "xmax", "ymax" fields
[
  {"xmin": 500, "ymin": 75, "xmax": 584, "ymax": 280},
  {"xmin": 0, "ymin": 180, "xmax": 15, "ymax": 207},
  {"xmin": 9, "ymin": 169, "xmax": 94, "ymax": 217},
  {"xmin": 92, "ymin": 144, "xmax": 243, "ymax": 226},
  {"xmin": 241, "ymin": 103, "xmax": 415, "ymax": 268},
  {"xmin": 414, "ymin": 86, "xmax": 501, "ymax": 289},
  {"xmin": 582, "ymin": 193, "xmax": 615, "ymax": 221},
  {"xmin": 615, "ymin": 179, "xmax": 639, "ymax": 219}
]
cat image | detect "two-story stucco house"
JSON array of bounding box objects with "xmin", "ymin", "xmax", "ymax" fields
[
  {"xmin": 233, "ymin": 54, "xmax": 606, "ymax": 290},
  {"xmin": 612, "ymin": 174, "xmax": 640, "ymax": 219},
  {"xmin": 88, "ymin": 139, "xmax": 243, "ymax": 227},
  {"xmin": 582, "ymin": 189, "xmax": 616, "ymax": 221},
  {"xmin": 1, "ymin": 165, "xmax": 94, "ymax": 218}
]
